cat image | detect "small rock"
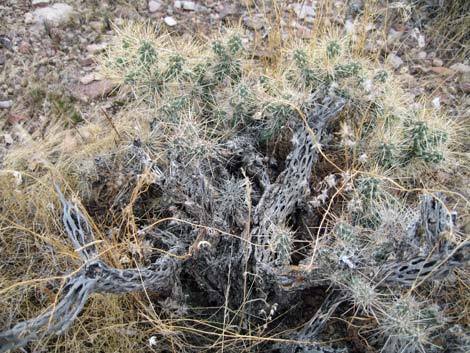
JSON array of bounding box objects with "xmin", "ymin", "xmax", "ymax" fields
[
  {"xmin": 344, "ymin": 19, "xmax": 355, "ymax": 34},
  {"xmin": 80, "ymin": 72, "xmax": 103, "ymax": 85},
  {"xmin": 7, "ymin": 112, "xmax": 28, "ymax": 125},
  {"xmin": 387, "ymin": 28, "xmax": 403, "ymax": 44},
  {"xmin": 73, "ymin": 80, "xmax": 116, "ymax": 102},
  {"xmin": 417, "ymin": 51, "xmax": 427, "ymax": 60},
  {"xmin": 32, "ymin": 0, "xmax": 50, "ymax": 6},
  {"xmin": 449, "ymin": 63, "xmax": 470, "ymax": 74},
  {"xmin": 387, "ymin": 53, "xmax": 404, "ymax": 69},
  {"xmin": 17, "ymin": 41, "xmax": 32, "ymax": 54},
  {"xmin": 459, "ymin": 73, "xmax": 470, "ymax": 93},
  {"xmin": 80, "ymin": 56, "xmax": 95, "ymax": 66},
  {"xmin": 114, "ymin": 5, "xmax": 139, "ymax": 19},
  {"xmin": 164, "ymin": 16, "xmax": 177, "ymax": 26},
  {"xmin": 89, "ymin": 20, "xmax": 106, "ymax": 33},
  {"xmin": 296, "ymin": 24, "xmax": 312, "ymax": 39},
  {"xmin": 431, "ymin": 96, "xmax": 440, "ymax": 109},
  {"xmin": 218, "ymin": 4, "xmax": 238, "ymax": 20},
  {"xmin": 459, "ymin": 81, "xmax": 470, "ymax": 93},
  {"xmin": 174, "ymin": 1, "xmax": 198, "ymax": 11},
  {"xmin": 195, "ymin": 4, "xmax": 209, "ymax": 13},
  {"xmin": 30, "ymin": 3, "xmax": 74, "ymax": 28},
  {"xmin": 0, "ymin": 100, "xmax": 13, "ymax": 109},
  {"xmin": 432, "ymin": 58, "xmax": 443, "ymax": 67},
  {"xmin": 430, "ymin": 66, "xmax": 455, "ymax": 76},
  {"xmin": 0, "ymin": 36, "xmax": 13, "ymax": 50},
  {"xmin": 411, "ymin": 28, "xmax": 425, "ymax": 48},
  {"xmin": 148, "ymin": 0, "xmax": 162, "ymax": 12},
  {"xmin": 24, "ymin": 12, "xmax": 35, "ymax": 24},
  {"xmin": 304, "ymin": 16, "xmax": 315, "ymax": 24},
  {"xmin": 4, "ymin": 133, "xmax": 14, "ymax": 145},
  {"xmin": 400, "ymin": 73, "xmax": 418, "ymax": 88},
  {"xmin": 290, "ymin": 3, "xmax": 315, "ymax": 19},
  {"xmin": 182, "ymin": 1, "xmax": 196, "ymax": 11},
  {"xmin": 243, "ymin": 15, "xmax": 264, "ymax": 30},
  {"xmin": 86, "ymin": 43, "xmax": 107, "ymax": 54}
]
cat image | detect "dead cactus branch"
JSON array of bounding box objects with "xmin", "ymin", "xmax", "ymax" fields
[{"xmin": 0, "ymin": 187, "xmax": 181, "ymax": 353}]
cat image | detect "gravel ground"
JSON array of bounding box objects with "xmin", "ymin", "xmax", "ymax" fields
[{"xmin": 0, "ymin": 0, "xmax": 469, "ymax": 158}]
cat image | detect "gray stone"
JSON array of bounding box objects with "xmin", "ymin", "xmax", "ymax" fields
[
  {"xmin": 243, "ymin": 14, "xmax": 264, "ymax": 30},
  {"xmin": 164, "ymin": 16, "xmax": 177, "ymax": 26},
  {"xmin": 73, "ymin": 80, "xmax": 116, "ymax": 102},
  {"xmin": 387, "ymin": 53, "xmax": 404, "ymax": 69},
  {"xmin": 291, "ymin": 3, "xmax": 315, "ymax": 20},
  {"xmin": 175, "ymin": 1, "xmax": 196, "ymax": 11},
  {"xmin": 304, "ymin": 16, "xmax": 315, "ymax": 24},
  {"xmin": 148, "ymin": 1, "xmax": 162, "ymax": 13},
  {"xmin": 450, "ymin": 63, "xmax": 470, "ymax": 74},
  {"xmin": 86, "ymin": 43, "xmax": 107, "ymax": 54},
  {"xmin": 0, "ymin": 100, "xmax": 13, "ymax": 109},
  {"xmin": 344, "ymin": 19, "xmax": 355, "ymax": 34},
  {"xmin": 387, "ymin": 28, "xmax": 403, "ymax": 44},
  {"xmin": 182, "ymin": 1, "xmax": 196, "ymax": 11},
  {"xmin": 32, "ymin": 0, "xmax": 50, "ymax": 6},
  {"xmin": 30, "ymin": 3, "xmax": 74, "ymax": 27},
  {"xmin": 417, "ymin": 51, "xmax": 427, "ymax": 60}
]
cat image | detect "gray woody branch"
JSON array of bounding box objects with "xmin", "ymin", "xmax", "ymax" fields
[{"xmin": 0, "ymin": 185, "xmax": 180, "ymax": 353}]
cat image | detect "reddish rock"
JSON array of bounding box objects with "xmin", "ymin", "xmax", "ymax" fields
[
  {"xmin": 80, "ymin": 56, "xmax": 95, "ymax": 66},
  {"xmin": 450, "ymin": 63, "xmax": 470, "ymax": 74},
  {"xmin": 429, "ymin": 66, "xmax": 456, "ymax": 76},
  {"xmin": 17, "ymin": 41, "xmax": 32, "ymax": 54},
  {"xmin": 72, "ymin": 80, "xmax": 116, "ymax": 102},
  {"xmin": 86, "ymin": 43, "xmax": 107, "ymax": 54},
  {"xmin": 432, "ymin": 58, "xmax": 443, "ymax": 67},
  {"xmin": 459, "ymin": 81, "xmax": 470, "ymax": 94},
  {"xmin": 7, "ymin": 112, "xmax": 28, "ymax": 125}
]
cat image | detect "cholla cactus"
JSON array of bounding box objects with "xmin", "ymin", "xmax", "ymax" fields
[
  {"xmin": 227, "ymin": 34, "xmax": 243, "ymax": 55},
  {"xmin": 404, "ymin": 120, "xmax": 448, "ymax": 164},
  {"xmin": 216, "ymin": 177, "xmax": 247, "ymax": 222},
  {"xmin": 376, "ymin": 296, "xmax": 444, "ymax": 353},
  {"xmin": 1, "ymin": 23, "xmax": 466, "ymax": 353},
  {"xmin": 356, "ymin": 176, "xmax": 381, "ymax": 202},
  {"xmin": 165, "ymin": 54, "xmax": 186, "ymax": 80},
  {"xmin": 334, "ymin": 222, "xmax": 356, "ymax": 243},
  {"xmin": 293, "ymin": 48, "xmax": 308, "ymax": 69},
  {"xmin": 346, "ymin": 275, "xmax": 381, "ymax": 316},
  {"xmin": 212, "ymin": 35, "xmax": 243, "ymax": 82},
  {"xmin": 334, "ymin": 62, "xmax": 361, "ymax": 78},
  {"xmin": 139, "ymin": 40, "xmax": 157, "ymax": 67},
  {"xmin": 269, "ymin": 224, "xmax": 294, "ymax": 266},
  {"xmin": 326, "ymin": 40, "xmax": 341, "ymax": 59},
  {"xmin": 375, "ymin": 142, "xmax": 399, "ymax": 168},
  {"xmin": 374, "ymin": 70, "xmax": 389, "ymax": 83},
  {"xmin": 261, "ymin": 101, "xmax": 296, "ymax": 141}
]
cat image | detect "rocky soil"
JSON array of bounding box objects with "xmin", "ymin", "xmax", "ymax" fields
[{"xmin": 0, "ymin": 0, "xmax": 468, "ymax": 176}]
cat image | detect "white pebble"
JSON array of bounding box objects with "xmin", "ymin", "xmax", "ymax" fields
[{"xmin": 164, "ymin": 16, "xmax": 177, "ymax": 26}]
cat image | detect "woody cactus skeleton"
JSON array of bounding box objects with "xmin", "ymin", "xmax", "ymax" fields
[
  {"xmin": 0, "ymin": 92, "xmax": 346, "ymax": 351},
  {"xmin": 0, "ymin": 185, "xmax": 182, "ymax": 353},
  {"xmin": 0, "ymin": 94, "xmax": 468, "ymax": 352}
]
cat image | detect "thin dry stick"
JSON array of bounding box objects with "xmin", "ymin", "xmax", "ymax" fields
[{"xmin": 101, "ymin": 107, "xmax": 122, "ymax": 140}]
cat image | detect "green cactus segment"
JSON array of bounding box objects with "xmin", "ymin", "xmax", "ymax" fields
[
  {"xmin": 326, "ymin": 40, "xmax": 341, "ymax": 59},
  {"xmin": 405, "ymin": 120, "xmax": 448, "ymax": 164}
]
